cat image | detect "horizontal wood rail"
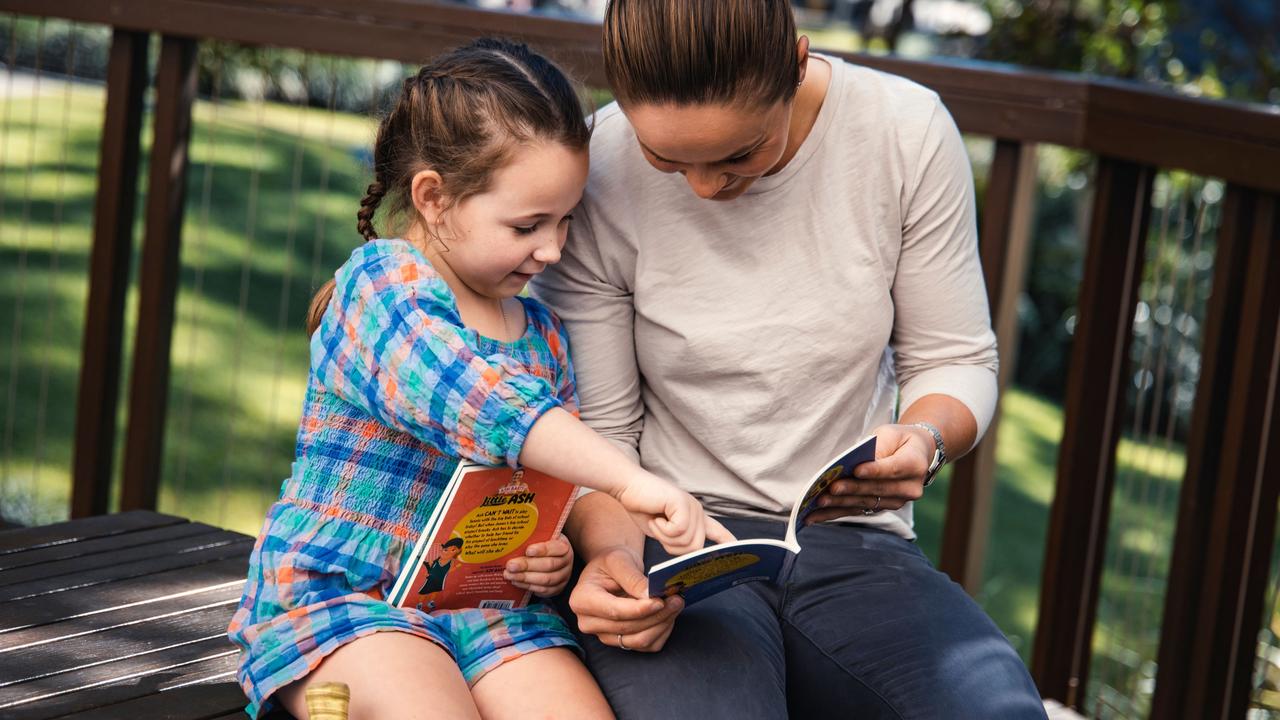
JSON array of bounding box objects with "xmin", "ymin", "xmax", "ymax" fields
[{"xmin": 5, "ymin": 0, "xmax": 1279, "ymax": 190}]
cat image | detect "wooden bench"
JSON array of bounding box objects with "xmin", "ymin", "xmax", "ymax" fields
[{"xmin": 0, "ymin": 511, "xmax": 255, "ymax": 719}]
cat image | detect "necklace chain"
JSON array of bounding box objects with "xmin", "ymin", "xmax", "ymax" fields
[{"xmin": 498, "ymin": 299, "xmax": 508, "ymax": 338}]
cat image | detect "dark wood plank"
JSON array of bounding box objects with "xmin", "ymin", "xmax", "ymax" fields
[
  {"xmin": 1150, "ymin": 184, "xmax": 1259, "ymax": 718},
  {"xmin": 0, "ymin": 525, "xmax": 234, "ymax": 586},
  {"xmin": 0, "ymin": 522, "xmax": 219, "ymax": 572},
  {"xmin": 1084, "ymin": 80, "xmax": 1280, "ymax": 197},
  {"xmin": 1, "ymin": 582, "xmax": 242, "ymax": 649},
  {"xmin": 0, "ymin": 534, "xmax": 252, "ymax": 602},
  {"xmin": 55, "ymin": 679, "xmax": 247, "ymax": 720},
  {"xmin": 1, "ymin": 603, "xmax": 236, "ymax": 687},
  {"xmin": 1031, "ymin": 158, "xmax": 1154, "ymax": 708},
  {"xmin": 1153, "ymin": 191, "xmax": 1280, "ymax": 719},
  {"xmin": 1, "ymin": 558, "xmax": 248, "ymax": 634},
  {"xmin": 0, "ymin": 512, "xmax": 186, "ymax": 556},
  {"xmin": 71, "ymin": 29, "xmax": 150, "ymax": 519},
  {"xmin": 0, "ymin": 646, "xmax": 239, "ymax": 720},
  {"xmin": 119, "ymin": 34, "xmax": 199, "ymax": 512},
  {"xmin": 0, "ymin": 0, "xmax": 606, "ymax": 86}
]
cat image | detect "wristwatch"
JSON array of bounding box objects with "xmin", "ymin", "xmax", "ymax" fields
[{"xmin": 911, "ymin": 422, "xmax": 946, "ymax": 487}]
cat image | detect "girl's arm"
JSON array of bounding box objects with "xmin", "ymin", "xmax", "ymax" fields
[
  {"xmin": 522, "ymin": 407, "xmax": 732, "ymax": 554},
  {"xmin": 316, "ymin": 243, "xmax": 725, "ymax": 554}
]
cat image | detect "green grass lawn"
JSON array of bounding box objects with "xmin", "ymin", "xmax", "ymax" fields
[{"xmin": 0, "ymin": 79, "xmax": 1186, "ymax": 717}]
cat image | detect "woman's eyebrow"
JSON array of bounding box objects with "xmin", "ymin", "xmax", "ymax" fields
[{"xmin": 638, "ymin": 135, "xmax": 765, "ymax": 164}]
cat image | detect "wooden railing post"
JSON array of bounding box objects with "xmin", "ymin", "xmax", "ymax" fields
[
  {"xmin": 1151, "ymin": 188, "xmax": 1280, "ymax": 719},
  {"xmin": 940, "ymin": 139, "xmax": 1037, "ymax": 593},
  {"xmin": 1031, "ymin": 157, "xmax": 1154, "ymax": 708},
  {"xmin": 119, "ymin": 35, "xmax": 198, "ymax": 512},
  {"xmin": 70, "ymin": 29, "xmax": 150, "ymax": 518}
]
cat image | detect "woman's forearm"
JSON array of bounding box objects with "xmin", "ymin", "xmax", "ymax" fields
[
  {"xmin": 897, "ymin": 393, "xmax": 978, "ymax": 462},
  {"xmin": 563, "ymin": 491, "xmax": 646, "ymax": 563}
]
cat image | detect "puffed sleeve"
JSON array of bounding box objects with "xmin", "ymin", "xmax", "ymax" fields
[
  {"xmin": 311, "ymin": 243, "xmax": 562, "ymax": 466},
  {"xmin": 892, "ymin": 98, "xmax": 1000, "ymax": 447}
]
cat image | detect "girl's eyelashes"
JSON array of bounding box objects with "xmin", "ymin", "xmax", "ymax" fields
[{"xmin": 513, "ymin": 215, "xmax": 573, "ymax": 235}]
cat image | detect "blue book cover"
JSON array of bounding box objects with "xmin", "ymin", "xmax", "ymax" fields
[{"xmin": 647, "ymin": 435, "xmax": 877, "ymax": 606}]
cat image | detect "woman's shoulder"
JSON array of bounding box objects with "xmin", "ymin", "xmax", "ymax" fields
[
  {"xmin": 829, "ymin": 56, "xmax": 942, "ymax": 112},
  {"xmin": 823, "ymin": 57, "xmax": 953, "ymax": 162}
]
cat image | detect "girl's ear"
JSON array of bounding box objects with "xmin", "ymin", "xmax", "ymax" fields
[{"xmin": 410, "ymin": 169, "xmax": 447, "ymax": 224}]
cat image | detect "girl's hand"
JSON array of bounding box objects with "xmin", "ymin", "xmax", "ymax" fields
[
  {"xmin": 805, "ymin": 423, "xmax": 935, "ymax": 525},
  {"xmin": 504, "ymin": 534, "xmax": 573, "ymax": 597},
  {"xmin": 614, "ymin": 472, "xmax": 735, "ymax": 555}
]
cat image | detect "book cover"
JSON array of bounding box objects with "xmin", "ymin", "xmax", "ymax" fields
[
  {"xmin": 389, "ymin": 465, "xmax": 577, "ymax": 611},
  {"xmin": 647, "ymin": 435, "xmax": 878, "ymax": 605}
]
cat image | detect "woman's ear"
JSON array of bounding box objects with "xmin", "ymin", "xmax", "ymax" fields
[
  {"xmin": 795, "ymin": 35, "xmax": 811, "ymax": 87},
  {"xmin": 410, "ymin": 169, "xmax": 447, "ymax": 225}
]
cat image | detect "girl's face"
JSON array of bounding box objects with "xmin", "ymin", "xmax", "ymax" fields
[
  {"xmin": 440, "ymin": 544, "xmax": 462, "ymax": 561},
  {"xmin": 624, "ymin": 100, "xmax": 793, "ymax": 201},
  {"xmin": 428, "ymin": 140, "xmax": 588, "ymax": 298}
]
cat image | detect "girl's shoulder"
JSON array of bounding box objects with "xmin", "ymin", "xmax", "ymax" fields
[
  {"xmin": 336, "ymin": 239, "xmax": 453, "ymax": 304},
  {"xmin": 517, "ymin": 295, "xmax": 570, "ymax": 351},
  {"xmin": 340, "ymin": 238, "xmax": 441, "ymax": 284}
]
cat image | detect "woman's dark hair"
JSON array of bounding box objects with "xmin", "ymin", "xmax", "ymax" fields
[
  {"xmin": 602, "ymin": 0, "xmax": 801, "ymax": 108},
  {"xmin": 305, "ymin": 38, "xmax": 591, "ymax": 335},
  {"xmin": 442, "ymin": 537, "xmax": 465, "ymax": 550}
]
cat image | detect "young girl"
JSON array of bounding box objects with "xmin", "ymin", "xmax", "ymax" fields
[{"xmin": 228, "ymin": 39, "xmax": 730, "ymax": 720}]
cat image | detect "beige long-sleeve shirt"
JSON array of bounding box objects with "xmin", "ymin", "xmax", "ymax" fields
[{"xmin": 533, "ymin": 57, "xmax": 997, "ymax": 539}]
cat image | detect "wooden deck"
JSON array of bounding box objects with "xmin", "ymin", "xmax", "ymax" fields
[{"xmin": 0, "ymin": 511, "xmax": 255, "ymax": 719}]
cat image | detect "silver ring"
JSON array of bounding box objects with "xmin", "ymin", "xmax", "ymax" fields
[
  {"xmin": 617, "ymin": 633, "xmax": 630, "ymax": 651},
  {"xmin": 863, "ymin": 496, "xmax": 881, "ymax": 516}
]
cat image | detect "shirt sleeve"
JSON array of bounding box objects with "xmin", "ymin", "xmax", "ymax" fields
[
  {"xmin": 531, "ymin": 201, "xmax": 644, "ymax": 464},
  {"xmin": 312, "ymin": 245, "xmax": 562, "ymax": 467},
  {"xmin": 532, "ymin": 301, "xmax": 581, "ymax": 417},
  {"xmin": 891, "ymin": 98, "xmax": 1000, "ymax": 447}
]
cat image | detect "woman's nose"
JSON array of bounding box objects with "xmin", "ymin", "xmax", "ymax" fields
[{"xmin": 683, "ymin": 167, "xmax": 727, "ymax": 199}]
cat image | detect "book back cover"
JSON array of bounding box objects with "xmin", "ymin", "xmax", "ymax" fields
[{"xmin": 396, "ymin": 466, "xmax": 576, "ymax": 612}]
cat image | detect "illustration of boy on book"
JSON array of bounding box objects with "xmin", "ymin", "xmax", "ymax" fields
[{"xmin": 416, "ymin": 536, "xmax": 464, "ymax": 611}]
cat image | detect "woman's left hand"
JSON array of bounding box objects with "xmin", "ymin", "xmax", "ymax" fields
[
  {"xmin": 504, "ymin": 534, "xmax": 574, "ymax": 597},
  {"xmin": 804, "ymin": 423, "xmax": 936, "ymax": 525}
]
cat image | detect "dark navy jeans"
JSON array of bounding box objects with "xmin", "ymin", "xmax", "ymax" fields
[{"xmin": 558, "ymin": 517, "xmax": 1046, "ymax": 719}]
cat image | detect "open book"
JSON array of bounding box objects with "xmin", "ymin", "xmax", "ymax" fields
[
  {"xmin": 647, "ymin": 436, "xmax": 877, "ymax": 606},
  {"xmin": 388, "ymin": 464, "xmax": 577, "ymax": 611}
]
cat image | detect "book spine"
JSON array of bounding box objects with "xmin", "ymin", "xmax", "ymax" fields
[{"xmin": 386, "ymin": 461, "xmax": 471, "ymax": 605}]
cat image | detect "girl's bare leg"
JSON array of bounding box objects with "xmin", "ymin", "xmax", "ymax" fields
[
  {"xmin": 277, "ymin": 631, "xmax": 480, "ymax": 720},
  {"xmin": 470, "ymin": 647, "xmax": 614, "ymax": 720}
]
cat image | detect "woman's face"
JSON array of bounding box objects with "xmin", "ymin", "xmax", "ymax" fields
[{"xmin": 624, "ymin": 100, "xmax": 793, "ymax": 201}]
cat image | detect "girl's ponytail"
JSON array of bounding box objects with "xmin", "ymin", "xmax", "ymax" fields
[
  {"xmin": 357, "ymin": 181, "xmax": 386, "ymax": 242},
  {"xmin": 306, "ymin": 181, "xmax": 385, "ymax": 336}
]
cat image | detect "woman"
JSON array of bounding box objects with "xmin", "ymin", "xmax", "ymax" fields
[{"xmin": 533, "ymin": 0, "xmax": 1047, "ymax": 717}]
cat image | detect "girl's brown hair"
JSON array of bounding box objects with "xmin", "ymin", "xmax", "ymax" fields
[
  {"xmin": 602, "ymin": 0, "xmax": 801, "ymax": 108},
  {"xmin": 305, "ymin": 38, "xmax": 591, "ymax": 335}
]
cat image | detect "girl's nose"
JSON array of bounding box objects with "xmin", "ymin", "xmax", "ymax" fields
[{"xmin": 533, "ymin": 236, "xmax": 562, "ymax": 265}]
